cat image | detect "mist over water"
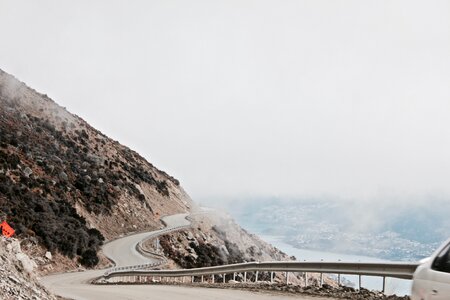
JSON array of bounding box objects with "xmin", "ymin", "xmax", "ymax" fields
[{"xmin": 201, "ymin": 196, "xmax": 450, "ymax": 262}]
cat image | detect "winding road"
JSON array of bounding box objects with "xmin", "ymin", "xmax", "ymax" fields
[{"xmin": 41, "ymin": 213, "xmax": 329, "ymax": 300}]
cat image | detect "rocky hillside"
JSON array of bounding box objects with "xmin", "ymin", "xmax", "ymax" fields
[
  {"xmin": 156, "ymin": 212, "xmax": 294, "ymax": 269},
  {"xmin": 0, "ymin": 68, "xmax": 192, "ymax": 270},
  {"xmin": 0, "ymin": 69, "xmax": 289, "ymax": 267},
  {"xmin": 0, "ymin": 237, "xmax": 56, "ymax": 300}
]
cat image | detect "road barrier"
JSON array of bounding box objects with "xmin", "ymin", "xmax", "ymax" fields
[{"xmin": 100, "ymin": 260, "xmax": 419, "ymax": 292}]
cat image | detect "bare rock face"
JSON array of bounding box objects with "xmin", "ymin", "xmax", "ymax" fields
[{"xmin": 0, "ymin": 237, "xmax": 56, "ymax": 300}]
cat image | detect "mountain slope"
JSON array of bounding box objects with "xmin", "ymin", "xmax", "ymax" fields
[
  {"xmin": 0, "ymin": 68, "xmax": 191, "ymax": 269},
  {"xmin": 0, "ymin": 69, "xmax": 292, "ymax": 269}
]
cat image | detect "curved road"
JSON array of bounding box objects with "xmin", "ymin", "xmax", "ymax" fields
[{"xmin": 41, "ymin": 213, "xmax": 329, "ymax": 300}]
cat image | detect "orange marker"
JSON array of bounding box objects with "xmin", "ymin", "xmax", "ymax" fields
[{"xmin": 0, "ymin": 221, "xmax": 15, "ymax": 238}]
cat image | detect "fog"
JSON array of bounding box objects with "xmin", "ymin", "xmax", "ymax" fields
[{"xmin": 1, "ymin": 0, "xmax": 450, "ymax": 203}]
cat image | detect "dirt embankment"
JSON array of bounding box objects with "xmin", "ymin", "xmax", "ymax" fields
[{"xmin": 218, "ymin": 282, "xmax": 410, "ymax": 300}]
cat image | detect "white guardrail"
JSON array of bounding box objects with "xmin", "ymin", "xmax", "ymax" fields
[
  {"xmin": 100, "ymin": 260, "xmax": 419, "ymax": 293},
  {"xmin": 103, "ymin": 260, "xmax": 419, "ymax": 280}
]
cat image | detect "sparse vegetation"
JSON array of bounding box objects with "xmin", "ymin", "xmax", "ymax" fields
[{"xmin": 159, "ymin": 231, "xmax": 246, "ymax": 269}]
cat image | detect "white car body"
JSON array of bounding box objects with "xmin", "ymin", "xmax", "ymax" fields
[{"xmin": 411, "ymin": 238, "xmax": 450, "ymax": 300}]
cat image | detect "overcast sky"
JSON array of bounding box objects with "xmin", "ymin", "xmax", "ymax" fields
[{"xmin": 1, "ymin": 1, "xmax": 449, "ymax": 202}]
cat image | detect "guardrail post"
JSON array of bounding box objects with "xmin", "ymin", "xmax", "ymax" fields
[
  {"xmin": 358, "ymin": 275, "xmax": 362, "ymax": 290},
  {"xmin": 270, "ymin": 272, "xmax": 274, "ymax": 283},
  {"xmin": 320, "ymin": 273, "xmax": 323, "ymax": 286},
  {"xmin": 286, "ymin": 272, "xmax": 289, "ymax": 285},
  {"xmin": 255, "ymin": 271, "xmax": 259, "ymax": 282},
  {"xmin": 338, "ymin": 274, "xmax": 341, "ymax": 286},
  {"xmin": 233, "ymin": 272, "xmax": 236, "ymax": 281},
  {"xmin": 223, "ymin": 274, "xmax": 226, "ymax": 283},
  {"xmin": 382, "ymin": 276, "xmax": 386, "ymax": 293},
  {"xmin": 305, "ymin": 272, "xmax": 308, "ymax": 287},
  {"xmin": 212, "ymin": 274, "xmax": 215, "ymax": 283},
  {"xmin": 244, "ymin": 272, "xmax": 247, "ymax": 283},
  {"xmin": 201, "ymin": 275, "xmax": 204, "ymax": 283},
  {"xmin": 191, "ymin": 276, "xmax": 194, "ymax": 283}
]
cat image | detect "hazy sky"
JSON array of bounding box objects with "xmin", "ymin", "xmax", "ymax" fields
[{"xmin": 1, "ymin": 1, "xmax": 449, "ymax": 202}]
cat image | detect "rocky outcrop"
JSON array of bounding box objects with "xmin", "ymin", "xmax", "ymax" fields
[{"xmin": 0, "ymin": 237, "xmax": 56, "ymax": 300}]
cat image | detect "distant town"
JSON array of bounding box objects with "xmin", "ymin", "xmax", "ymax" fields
[{"xmin": 225, "ymin": 199, "xmax": 447, "ymax": 262}]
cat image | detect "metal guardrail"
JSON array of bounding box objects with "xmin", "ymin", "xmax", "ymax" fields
[{"xmin": 103, "ymin": 261, "xmax": 419, "ymax": 280}]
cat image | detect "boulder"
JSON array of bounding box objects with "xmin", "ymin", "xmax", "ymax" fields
[
  {"xmin": 6, "ymin": 240, "xmax": 21, "ymax": 254},
  {"xmin": 44, "ymin": 251, "xmax": 52, "ymax": 260},
  {"xmin": 23, "ymin": 167, "xmax": 33, "ymax": 178},
  {"xmin": 59, "ymin": 171, "xmax": 68, "ymax": 181},
  {"xmin": 15, "ymin": 252, "xmax": 37, "ymax": 274}
]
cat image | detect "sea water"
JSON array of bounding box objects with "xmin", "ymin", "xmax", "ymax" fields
[{"xmin": 261, "ymin": 234, "xmax": 412, "ymax": 296}]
